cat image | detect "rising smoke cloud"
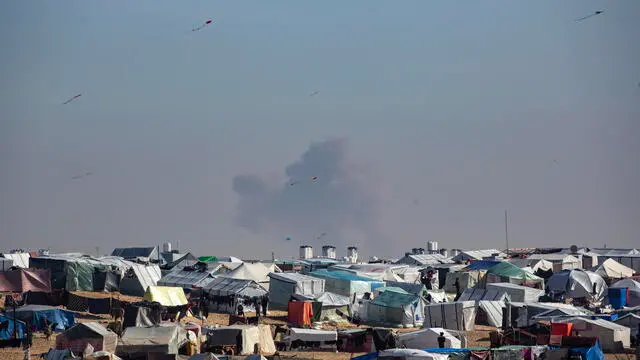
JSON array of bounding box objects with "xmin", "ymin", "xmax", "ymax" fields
[{"xmin": 232, "ymin": 138, "xmax": 383, "ymax": 250}]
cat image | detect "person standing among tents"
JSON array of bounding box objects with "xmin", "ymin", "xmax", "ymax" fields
[
  {"xmin": 437, "ymin": 332, "xmax": 446, "ymax": 348},
  {"xmin": 455, "ymin": 278, "xmax": 461, "ymax": 295},
  {"xmin": 261, "ymin": 295, "xmax": 269, "ymax": 317}
]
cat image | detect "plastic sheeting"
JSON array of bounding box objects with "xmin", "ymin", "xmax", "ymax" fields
[
  {"xmin": 423, "ymin": 301, "xmax": 476, "ymax": 331},
  {"xmin": 310, "ymin": 269, "xmax": 384, "ymax": 297},
  {"xmin": 0, "ymin": 314, "xmax": 27, "ymax": 340},
  {"xmin": 483, "ymin": 262, "xmax": 544, "ymax": 288},
  {"xmin": 486, "ymin": 283, "xmax": 544, "ymax": 302},
  {"xmin": 268, "ymin": 272, "xmax": 325, "ymax": 307},
  {"xmin": 546, "ymin": 270, "xmax": 607, "ymax": 302},
  {"xmin": 1, "ymin": 253, "xmax": 30, "ymax": 268},
  {"xmin": 205, "ymin": 325, "xmax": 276, "ymax": 356},
  {"xmin": 287, "ymin": 328, "xmax": 337, "ymax": 343},
  {"xmin": 386, "ymin": 281, "xmax": 427, "ymax": 296},
  {"xmin": 118, "ymin": 325, "xmax": 187, "ymax": 355},
  {"xmin": 0, "ymin": 268, "xmax": 51, "ymax": 292},
  {"xmin": 610, "ymin": 279, "xmax": 640, "ymax": 307},
  {"xmin": 13, "ymin": 305, "xmax": 75, "ymax": 331},
  {"xmin": 378, "ymin": 348, "xmax": 450, "ymax": 360},
  {"xmin": 364, "ymin": 291, "xmax": 425, "ymax": 327},
  {"xmin": 396, "ymin": 328, "xmax": 461, "ymax": 349},
  {"xmin": 590, "ymin": 259, "xmax": 633, "ymax": 279},
  {"xmin": 477, "ymin": 301, "xmax": 505, "ymax": 327},
  {"xmin": 458, "ymin": 288, "xmax": 508, "ymax": 302},
  {"xmin": 157, "ymin": 269, "xmax": 215, "ymax": 289},
  {"xmin": 143, "ymin": 286, "xmax": 188, "ymax": 306}
]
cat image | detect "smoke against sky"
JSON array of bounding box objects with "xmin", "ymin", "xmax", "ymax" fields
[{"xmin": 233, "ymin": 138, "xmax": 384, "ymax": 251}]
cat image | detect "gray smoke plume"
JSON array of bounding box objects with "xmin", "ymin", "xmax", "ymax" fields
[{"xmin": 232, "ymin": 138, "xmax": 382, "ymax": 250}]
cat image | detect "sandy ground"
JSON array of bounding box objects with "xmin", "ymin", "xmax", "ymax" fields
[{"xmin": 1, "ymin": 308, "xmax": 636, "ymax": 360}]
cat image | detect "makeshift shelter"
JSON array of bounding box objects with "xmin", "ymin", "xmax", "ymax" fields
[
  {"xmin": 486, "ymin": 283, "xmax": 544, "ymax": 302},
  {"xmin": 122, "ymin": 301, "xmax": 162, "ymax": 328},
  {"xmin": 285, "ymin": 328, "xmax": 337, "ymax": 351},
  {"xmin": 99, "ymin": 256, "xmax": 161, "ymax": 296},
  {"xmin": 610, "ymin": 279, "xmax": 640, "ymax": 307},
  {"xmin": 203, "ymin": 277, "xmax": 268, "ymax": 314},
  {"xmin": 337, "ymin": 329, "xmax": 376, "ymax": 353},
  {"xmin": 558, "ymin": 318, "xmax": 630, "ymax": 352},
  {"xmin": 143, "ymin": 286, "xmax": 188, "ymax": 307},
  {"xmin": 268, "ymin": 272, "xmax": 325, "ymax": 308},
  {"xmin": 452, "ymin": 249, "xmax": 506, "ymax": 263},
  {"xmin": 528, "ymin": 254, "xmax": 582, "ymax": 272},
  {"xmin": 396, "ymin": 328, "xmax": 461, "ymax": 349},
  {"xmin": 221, "ymin": 263, "xmax": 276, "ymax": 290},
  {"xmin": 591, "ymin": 259, "xmax": 634, "ymax": 280},
  {"xmin": 394, "ymin": 254, "xmax": 453, "ymax": 267},
  {"xmin": 110, "ymin": 247, "xmax": 157, "ymax": 260},
  {"xmin": 476, "ymin": 300, "xmax": 505, "ymax": 327},
  {"xmin": 12, "ymin": 304, "xmax": 75, "ymax": 331},
  {"xmin": 613, "ymin": 314, "xmax": 640, "ymax": 339},
  {"xmin": 0, "ymin": 268, "xmax": 51, "ymax": 293},
  {"xmin": 443, "ymin": 271, "xmax": 481, "ymax": 293},
  {"xmin": 0, "ymin": 258, "xmax": 13, "ymax": 271},
  {"xmin": 118, "ymin": 325, "xmax": 188, "ymax": 355},
  {"xmin": 482, "ymin": 262, "xmax": 544, "ymax": 289},
  {"xmin": 157, "ymin": 263, "xmax": 216, "ymax": 290},
  {"xmin": 288, "ymin": 301, "xmax": 314, "ymax": 327},
  {"xmin": 363, "ymin": 290, "xmax": 425, "ymax": 328},
  {"xmin": 385, "ymin": 281, "xmax": 426, "ymax": 296},
  {"xmin": 0, "ymin": 314, "xmax": 26, "ymax": 341},
  {"xmin": 310, "ymin": 269, "xmax": 384, "ymax": 297},
  {"xmin": 423, "ymin": 301, "xmax": 476, "ymax": 331},
  {"xmin": 331, "ymin": 264, "xmax": 405, "ymax": 282},
  {"xmin": 546, "ymin": 269, "xmax": 607, "ymax": 302},
  {"xmin": 1, "ymin": 253, "xmax": 30, "ymax": 268},
  {"xmin": 205, "ymin": 325, "xmax": 276, "ymax": 356},
  {"xmin": 313, "ymin": 292, "xmax": 350, "ymax": 322},
  {"xmin": 55, "ymin": 322, "xmax": 117, "ymax": 354},
  {"xmin": 458, "ymin": 288, "xmax": 508, "ymax": 302}
]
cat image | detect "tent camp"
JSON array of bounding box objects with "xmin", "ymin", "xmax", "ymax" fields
[
  {"xmin": 157, "ymin": 262, "xmax": 217, "ymax": 290},
  {"xmin": 268, "ymin": 272, "xmax": 325, "ymax": 308},
  {"xmin": 122, "ymin": 301, "xmax": 162, "ymax": 328},
  {"xmin": 458, "ymin": 288, "xmax": 508, "ymax": 302},
  {"xmin": 118, "ymin": 325, "xmax": 188, "ymax": 355},
  {"xmin": 143, "ymin": 286, "xmax": 188, "ymax": 307},
  {"xmin": 528, "ymin": 254, "xmax": 581, "ymax": 272},
  {"xmin": 610, "ymin": 279, "xmax": 640, "ymax": 307},
  {"xmin": 590, "ymin": 259, "xmax": 634, "ymax": 280},
  {"xmin": 12, "ymin": 305, "xmax": 75, "ymax": 331},
  {"xmin": 546, "ymin": 269, "xmax": 607, "ymax": 302},
  {"xmin": 396, "ymin": 328, "xmax": 461, "ymax": 349},
  {"xmin": 558, "ymin": 318, "xmax": 630, "ymax": 352},
  {"xmin": 310, "ymin": 269, "xmax": 384, "ymax": 297},
  {"xmin": 221, "ymin": 262, "xmax": 278, "ymax": 290},
  {"xmin": 205, "ymin": 325, "xmax": 276, "ymax": 355},
  {"xmin": 99, "ymin": 256, "xmax": 161, "ymax": 296},
  {"xmin": 385, "ymin": 281, "xmax": 426, "ymax": 296},
  {"xmin": 363, "ymin": 290, "xmax": 426, "ymax": 328},
  {"xmin": 285, "ymin": 328, "xmax": 337, "ymax": 351},
  {"xmin": 55, "ymin": 322, "xmax": 117, "ymax": 354},
  {"xmin": 1, "ymin": 253, "xmax": 30, "ymax": 269},
  {"xmin": 203, "ymin": 277, "xmax": 268, "ymax": 314},
  {"xmin": 423, "ymin": 301, "xmax": 476, "ymax": 331},
  {"xmin": 0, "ymin": 268, "xmax": 51, "ymax": 293},
  {"xmin": 486, "ymin": 282, "xmax": 544, "ymax": 302},
  {"xmin": 482, "ymin": 262, "xmax": 544, "ymax": 289}
]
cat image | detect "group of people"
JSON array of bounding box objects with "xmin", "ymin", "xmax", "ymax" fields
[{"xmin": 237, "ymin": 295, "xmax": 269, "ymax": 318}]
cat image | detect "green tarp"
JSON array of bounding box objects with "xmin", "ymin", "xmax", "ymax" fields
[{"xmin": 198, "ymin": 256, "xmax": 218, "ymax": 263}]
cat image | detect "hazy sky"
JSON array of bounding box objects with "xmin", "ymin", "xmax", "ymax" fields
[{"xmin": 1, "ymin": 1, "xmax": 639, "ymax": 260}]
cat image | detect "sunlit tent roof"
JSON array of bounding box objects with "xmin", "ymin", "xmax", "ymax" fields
[
  {"xmin": 119, "ymin": 325, "xmax": 188, "ymax": 355},
  {"xmin": 590, "ymin": 258, "xmax": 633, "ymax": 279},
  {"xmin": 1, "ymin": 253, "xmax": 30, "ymax": 268},
  {"xmin": 484, "ymin": 261, "xmax": 544, "ymax": 287},
  {"xmin": 143, "ymin": 286, "xmax": 188, "ymax": 307},
  {"xmin": 203, "ymin": 277, "xmax": 268, "ymax": 298}
]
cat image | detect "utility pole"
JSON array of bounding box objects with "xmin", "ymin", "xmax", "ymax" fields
[{"xmin": 504, "ymin": 210, "xmax": 509, "ymax": 257}]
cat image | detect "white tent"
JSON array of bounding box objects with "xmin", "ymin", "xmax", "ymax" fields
[
  {"xmin": 221, "ymin": 263, "xmax": 275, "ymax": 290},
  {"xmin": 458, "ymin": 288, "xmax": 508, "ymax": 302},
  {"xmin": 613, "ymin": 314, "xmax": 640, "ymax": 338},
  {"xmin": 486, "ymin": 283, "xmax": 544, "ymax": 302},
  {"xmin": 396, "ymin": 328, "xmax": 461, "ymax": 349},
  {"xmin": 610, "ymin": 279, "xmax": 640, "ymax": 307},
  {"xmin": 285, "ymin": 328, "xmax": 337, "ymax": 350},
  {"xmin": 268, "ymin": 272, "xmax": 325, "ymax": 308},
  {"xmin": 477, "ymin": 301, "xmax": 505, "ymax": 327},
  {"xmin": 378, "ymin": 349, "xmax": 449, "ymax": 360},
  {"xmin": 591, "ymin": 259, "xmax": 634, "ymax": 279},
  {"xmin": 558, "ymin": 318, "xmax": 630, "ymax": 352},
  {"xmin": 1, "ymin": 253, "xmax": 30, "ymax": 268},
  {"xmin": 546, "ymin": 269, "xmax": 607, "ymax": 302},
  {"xmin": 205, "ymin": 325, "xmax": 276, "ymax": 356},
  {"xmin": 423, "ymin": 301, "xmax": 476, "ymax": 331}
]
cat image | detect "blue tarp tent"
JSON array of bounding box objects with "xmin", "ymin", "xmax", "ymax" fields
[
  {"xmin": 11, "ymin": 305, "xmax": 75, "ymax": 331},
  {"xmin": 0, "ymin": 314, "xmax": 27, "ymax": 340}
]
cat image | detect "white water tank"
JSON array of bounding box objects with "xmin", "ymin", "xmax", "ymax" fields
[
  {"xmin": 347, "ymin": 247, "xmax": 358, "ymax": 263},
  {"xmin": 450, "ymin": 249, "xmax": 461, "ymax": 257},
  {"xmin": 163, "ymin": 242, "xmax": 172, "ymax": 253},
  {"xmin": 439, "ymin": 248, "xmax": 448, "ymax": 257},
  {"xmin": 427, "ymin": 241, "xmax": 439, "ymax": 253},
  {"xmin": 322, "ymin": 245, "xmax": 336, "ymax": 259},
  {"xmin": 299, "ymin": 245, "xmax": 313, "ymax": 260}
]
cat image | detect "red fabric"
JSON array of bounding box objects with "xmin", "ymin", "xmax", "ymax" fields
[
  {"xmin": 0, "ymin": 268, "xmax": 51, "ymax": 292},
  {"xmin": 287, "ymin": 301, "xmax": 314, "ymax": 326},
  {"xmin": 551, "ymin": 322, "xmax": 572, "ymax": 336}
]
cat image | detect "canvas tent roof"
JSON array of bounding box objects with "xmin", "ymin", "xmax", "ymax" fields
[
  {"xmin": 0, "ymin": 268, "xmax": 51, "ymax": 292},
  {"xmin": 13, "ymin": 305, "xmax": 75, "ymax": 331},
  {"xmin": 484, "ymin": 262, "xmax": 544, "ymax": 287},
  {"xmin": 394, "ymin": 254, "xmax": 453, "ymax": 266},
  {"xmin": 458, "ymin": 287, "xmax": 508, "ymax": 302},
  {"xmin": 1, "ymin": 253, "xmax": 30, "ymax": 268},
  {"xmin": 268, "ymin": 272, "xmax": 325, "ymax": 307},
  {"xmin": 221, "ymin": 263, "xmax": 273, "ymax": 283},
  {"xmin": 118, "ymin": 325, "xmax": 187, "ymax": 355},
  {"xmin": 98, "ymin": 256, "xmax": 161, "ymax": 296},
  {"xmin": 203, "ymin": 277, "xmax": 268, "ymax": 298},
  {"xmin": 206, "ymin": 325, "xmax": 276, "ymax": 355},
  {"xmin": 396, "ymin": 328, "xmax": 461, "ymax": 349},
  {"xmin": 143, "ymin": 286, "xmax": 188, "ymax": 306},
  {"xmin": 385, "ymin": 281, "xmax": 426, "ymax": 296},
  {"xmin": 610, "ymin": 278, "xmax": 640, "ymax": 307},
  {"xmin": 486, "ymin": 282, "xmax": 545, "ymax": 302},
  {"xmin": 546, "ymin": 269, "xmax": 607, "ymax": 302},
  {"xmin": 111, "ymin": 247, "xmax": 157, "ymax": 259},
  {"xmin": 590, "ymin": 258, "xmax": 633, "ymax": 279},
  {"xmin": 158, "ymin": 267, "xmax": 215, "ymax": 289}
]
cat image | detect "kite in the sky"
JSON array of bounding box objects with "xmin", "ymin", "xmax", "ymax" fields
[
  {"xmin": 72, "ymin": 171, "xmax": 92, "ymax": 180},
  {"xmin": 289, "ymin": 176, "xmax": 319, "ymax": 186},
  {"xmin": 316, "ymin": 232, "xmax": 327, "ymax": 240},
  {"xmin": 285, "ymin": 236, "xmax": 292, "ymax": 241},
  {"xmin": 191, "ymin": 20, "xmax": 213, "ymax": 32},
  {"xmin": 310, "ymin": 90, "xmax": 319, "ymax": 97},
  {"xmin": 63, "ymin": 94, "xmax": 82, "ymax": 105},
  {"xmin": 575, "ymin": 10, "xmax": 604, "ymax": 22}
]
